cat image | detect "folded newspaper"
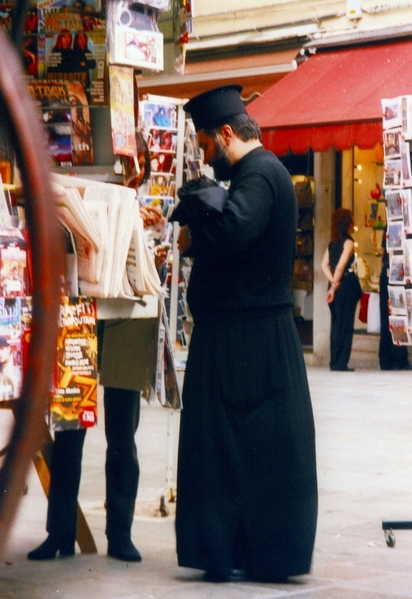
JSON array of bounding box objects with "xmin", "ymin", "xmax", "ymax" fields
[{"xmin": 52, "ymin": 173, "xmax": 164, "ymax": 299}]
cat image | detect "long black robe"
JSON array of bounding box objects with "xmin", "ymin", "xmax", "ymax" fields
[{"xmin": 175, "ymin": 147, "xmax": 317, "ymax": 582}]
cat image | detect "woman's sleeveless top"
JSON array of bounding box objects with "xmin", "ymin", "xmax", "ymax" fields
[{"xmin": 328, "ymin": 235, "xmax": 355, "ymax": 275}]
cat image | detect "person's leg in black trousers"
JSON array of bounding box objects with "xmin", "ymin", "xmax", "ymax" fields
[
  {"xmin": 104, "ymin": 386, "xmax": 142, "ymax": 561},
  {"xmin": 28, "ymin": 428, "xmax": 87, "ymax": 560},
  {"xmin": 329, "ymin": 276, "xmax": 360, "ymax": 371},
  {"xmin": 329, "ymin": 297, "xmax": 355, "ymax": 370}
]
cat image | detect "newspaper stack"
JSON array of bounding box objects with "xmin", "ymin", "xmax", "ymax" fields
[{"xmin": 52, "ymin": 172, "xmax": 164, "ymax": 298}]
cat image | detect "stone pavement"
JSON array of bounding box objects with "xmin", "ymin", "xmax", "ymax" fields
[{"xmin": 2, "ymin": 366, "xmax": 412, "ymax": 598}]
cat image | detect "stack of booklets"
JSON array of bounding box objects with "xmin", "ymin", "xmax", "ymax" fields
[{"xmin": 52, "ymin": 173, "xmax": 164, "ymax": 299}]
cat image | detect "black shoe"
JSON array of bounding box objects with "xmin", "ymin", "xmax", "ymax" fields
[
  {"xmin": 27, "ymin": 535, "xmax": 75, "ymax": 560},
  {"xmin": 203, "ymin": 568, "xmax": 249, "ymax": 583},
  {"xmin": 330, "ymin": 366, "xmax": 355, "ymax": 372},
  {"xmin": 107, "ymin": 539, "xmax": 142, "ymax": 562}
]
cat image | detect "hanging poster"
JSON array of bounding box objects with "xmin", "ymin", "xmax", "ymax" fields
[
  {"xmin": 106, "ymin": 0, "xmax": 164, "ymax": 71},
  {"xmin": 109, "ymin": 64, "xmax": 137, "ymax": 156}
]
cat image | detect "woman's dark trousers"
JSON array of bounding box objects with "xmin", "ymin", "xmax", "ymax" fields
[
  {"xmin": 46, "ymin": 428, "xmax": 87, "ymax": 541},
  {"xmin": 104, "ymin": 387, "xmax": 140, "ymax": 542}
]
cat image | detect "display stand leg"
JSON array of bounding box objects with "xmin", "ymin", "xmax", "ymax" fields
[
  {"xmin": 31, "ymin": 421, "xmax": 97, "ymax": 554},
  {"xmin": 382, "ymin": 519, "xmax": 412, "ymax": 548},
  {"xmin": 159, "ymin": 409, "xmax": 178, "ymax": 517}
]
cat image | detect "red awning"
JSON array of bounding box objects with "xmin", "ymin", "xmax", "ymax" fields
[{"xmin": 247, "ymin": 40, "xmax": 412, "ymax": 155}]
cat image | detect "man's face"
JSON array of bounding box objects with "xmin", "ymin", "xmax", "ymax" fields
[{"xmin": 197, "ymin": 130, "xmax": 232, "ymax": 182}]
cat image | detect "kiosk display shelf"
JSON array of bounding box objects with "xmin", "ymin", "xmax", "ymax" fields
[{"xmin": 381, "ymin": 94, "xmax": 412, "ymax": 546}]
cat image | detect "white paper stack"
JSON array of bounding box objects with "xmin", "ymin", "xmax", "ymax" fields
[{"xmin": 52, "ymin": 173, "xmax": 164, "ymax": 298}]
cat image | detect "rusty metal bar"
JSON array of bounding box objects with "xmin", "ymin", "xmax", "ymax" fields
[{"xmin": 0, "ymin": 28, "xmax": 64, "ymax": 559}]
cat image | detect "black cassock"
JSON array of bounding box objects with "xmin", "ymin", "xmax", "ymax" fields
[{"xmin": 175, "ymin": 147, "xmax": 318, "ymax": 582}]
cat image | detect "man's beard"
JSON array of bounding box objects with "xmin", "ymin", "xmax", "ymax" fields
[{"xmin": 210, "ymin": 138, "xmax": 232, "ymax": 182}]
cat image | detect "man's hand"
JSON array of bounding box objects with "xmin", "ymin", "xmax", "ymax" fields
[
  {"xmin": 177, "ymin": 225, "xmax": 192, "ymax": 254},
  {"xmin": 155, "ymin": 245, "xmax": 168, "ymax": 270},
  {"xmin": 140, "ymin": 205, "xmax": 164, "ymax": 229}
]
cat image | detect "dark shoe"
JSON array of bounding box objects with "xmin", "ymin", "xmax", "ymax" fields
[
  {"xmin": 254, "ymin": 574, "xmax": 289, "ymax": 583},
  {"xmin": 107, "ymin": 538, "xmax": 142, "ymax": 562},
  {"xmin": 203, "ymin": 568, "xmax": 249, "ymax": 583},
  {"xmin": 27, "ymin": 535, "xmax": 75, "ymax": 560}
]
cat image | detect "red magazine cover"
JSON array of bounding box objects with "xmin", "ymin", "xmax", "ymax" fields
[
  {"xmin": 43, "ymin": 7, "xmax": 108, "ymax": 105},
  {"xmin": 49, "ymin": 296, "xmax": 98, "ymax": 430}
]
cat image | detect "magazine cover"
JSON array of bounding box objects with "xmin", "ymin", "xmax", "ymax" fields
[
  {"xmin": 28, "ymin": 79, "xmax": 94, "ymax": 165},
  {"xmin": 42, "ymin": 3, "xmax": 107, "ymax": 106},
  {"xmin": 148, "ymin": 174, "xmax": 175, "ymax": 197},
  {"xmin": 20, "ymin": 296, "xmax": 32, "ymax": 378},
  {"xmin": 41, "ymin": 0, "xmax": 105, "ymax": 33},
  {"xmin": 49, "ymin": 296, "xmax": 98, "ymax": 430},
  {"xmin": 0, "ymin": 4, "xmax": 12, "ymax": 33},
  {"xmin": 155, "ymin": 304, "xmax": 182, "ymax": 409},
  {"xmin": 0, "ymin": 297, "xmax": 23, "ymax": 400},
  {"xmin": 0, "ymin": 229, "xmax": 28, "ymax": 298},
  {"xmin": 67, "ymin": 80, "xmax": 94, "ymax": 165}
]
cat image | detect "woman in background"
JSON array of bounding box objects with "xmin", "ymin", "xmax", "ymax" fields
[{"xmin": 321, "ymin": 208, "xmax": 362, "ymax": 371}]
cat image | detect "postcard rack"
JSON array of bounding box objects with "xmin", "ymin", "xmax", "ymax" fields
[{"xmin": 381, "ymin": 95, "xmax": 412, "ymax": 546}]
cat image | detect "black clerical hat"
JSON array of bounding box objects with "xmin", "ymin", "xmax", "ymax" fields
[{"xmin": 183, "ymin": 85, "xmax": 247, "ymax": 131}]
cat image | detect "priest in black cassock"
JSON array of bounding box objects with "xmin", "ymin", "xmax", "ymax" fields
[{"xmin": 172, "ymin": 85, "xmax": 318, "ymax": 584}]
